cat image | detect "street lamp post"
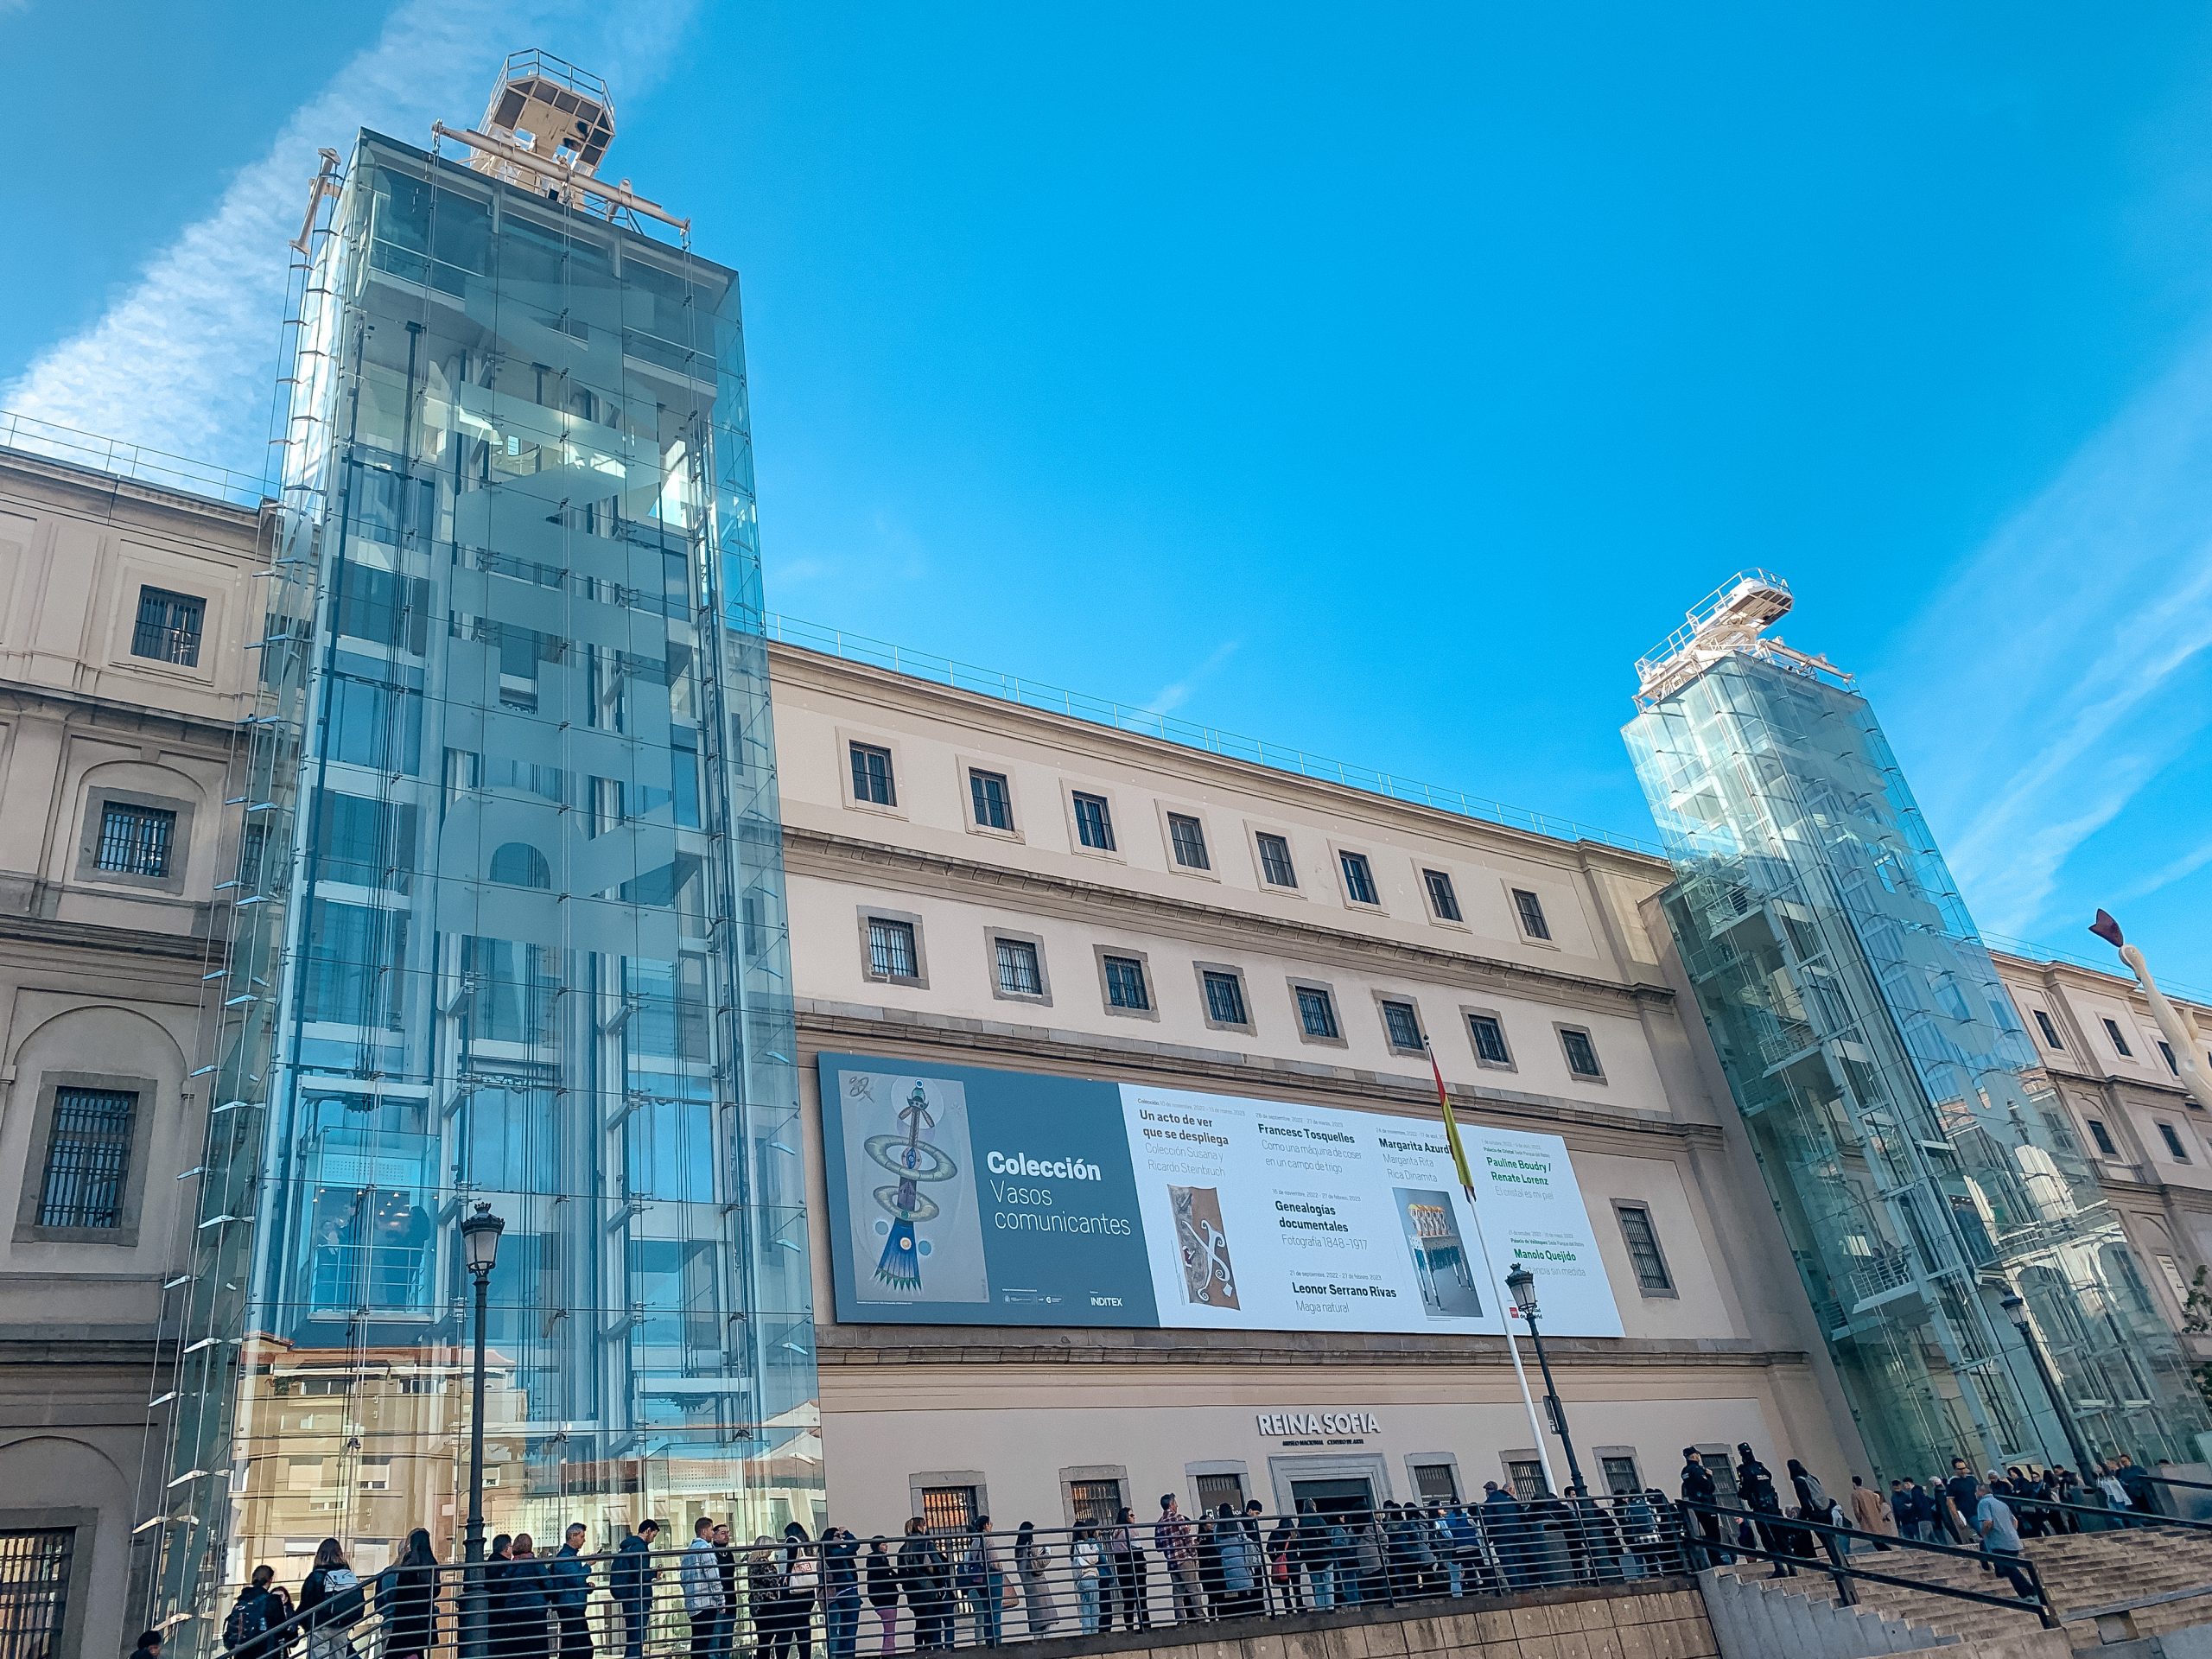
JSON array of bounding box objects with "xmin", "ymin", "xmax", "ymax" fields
[
  {"xmin": 460, "ymin": 1202, "xmax": 505, "ymax": 1659},
  {"xmin": 2003, "ymin": 1291, "xmax": 2095, "ymax": 1476},
  {"xmin": 1506, "ymin": 1262, "xmax": 1588, "ymax": 1496}
]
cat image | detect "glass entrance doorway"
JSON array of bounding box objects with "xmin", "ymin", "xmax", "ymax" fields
[{"xmin": 1290, "ymin": 1476, "xmax": 1375, "ymax": 1516}]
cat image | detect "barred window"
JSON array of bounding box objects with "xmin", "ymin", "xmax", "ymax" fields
[
  {"xmin": 920, "ymin": 1486, "xmax": 978, "ymax": 1533},
  {"xmin": 1423, "ymin": 868, "xmax": 1462, "ymax": 921},
  {"xmin": 131, "ymin": 585, "xmax": 205, "ymax": 666},
  {"xmin": 1072, "ymin": 792, "xmax": 1115, "ymax": 851},
  {"xmin": 1601, "ymin": 1456, "xmax": 1642, "ymax": 1496},
  {"xmin": 1339, "ymin": 850, "xmax": 1379, "ymax": 906},
  {"xmin": 1381, "ymin": 999, "xmax": 1424, "ymax": 1052},
  {"xmin": 1468, "ymin": 1013, "xmax": 1513, "ymax": 1066},
  {"xmin": 1560, "ymin": 1027, "xmax": 1605, "ymax": 1079},
  {"xmin": 1295, "ymin": 985, "xmax": 1339, "ymax": 1040},
  {"xmin": 969, "ymin": 769, "xmax": 1014, "ymax": 831},
  {"xmin": 1167, "ymin": 813, "xmax": 1210, "ymax": 870},
  {"xmin": 0, "ymin": 1527, "xmax": 76, "ymax": 1659},
  {"xmin": 1192, "ymin": 1473, "xmax": 1243, "ymax": 1515},
  {"xmin": 1615, "ymin": 1203, "xmax": 1673, "ymax": 1293},
  {"xmin": 995, "ymin": 937, "xmax": 1044, "ymax": 997},
  {"xmin": 1413, "ymin": 1464, "xmax": 1459, "ymax": 1503},
  {"xmin": 1068, "ymin": 1481, "xmax": 1122, "ymax": 1527},
  {"xmin": 1103, "ymin": 955, "xmax": 1150, "ymax": 1011},
  {"xmin": 37, "ymin": 1088, "xmax": 138, "ymax": 1230},
  {"xmin": 849, "ymin": 743, "xmax": 895, "ymax": 806},
  {"xmin": 1202, "ymin": 970, "xmax": 1249, "ymax": 1027},
  {"xmin": 867, "ymin": 918, "xmax": 919, "ymax": 982},
  {"xmin": 1505, "ymin": 1459, "xmax": 1548, "ymax": 1500},
  {"xmin": 95, "ymin": 802, "xmax": 175, "ymax": 877},
  {"xmin": 1255, "ymin": 832, "xmax": 1297, "ymax": 887}
]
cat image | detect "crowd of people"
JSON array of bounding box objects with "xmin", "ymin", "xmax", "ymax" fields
[{"xmin": 211, "ymin": 1449, "xmax": 2170, "ymax": 1659}]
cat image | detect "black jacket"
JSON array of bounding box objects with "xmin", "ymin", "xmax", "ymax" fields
[
  {"xmin": 1680, "ymin": 1462, "xmax": 1717, "ymax": 1505},
  {"xmin": 866, "ymin": 1552, "xmax": 900, "ymax": 1608},
  {"xmin": 611, "ymin": 1535, "xmax": 657, "ymax": 1605},
  {"xmin": 377, "ymin": 1563, "xmax": 439, "ymax": 1655}
]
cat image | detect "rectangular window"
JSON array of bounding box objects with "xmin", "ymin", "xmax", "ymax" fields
[
  {"xmin": 849, "ymin": 742, "xmax": 896, "ymax": 806},
  {"xmin": 1192, "ymin": 1473, "xmax": 1243, "ymax": 1516},
  {"xmin": 1600, "ymin": 1456, "xmax": 1642, "ymax": 1497},
  {"xmin": 1339, "ymin": 850, "xmax": 1379, "ymax": 906},
  {"xmin": 994, "ymin": 937, "xmax": 1044, "ymax": 997},
  {"xmin": 1255, "ymin": 832, "xmax": 1297, "ymax": 887},
  {"xmin": 1560, "ymin": 1027, "xmax": 1604, "ymax": 1079},
  {"xmin": 2104, "ymin": 1017, "xmax": 2135, "ymax": 1058},
  {"xmin": 131, "ymin": 585, "xmax": 206, "ymax": 665},
  {"xmin": 1423, "ymin": 869, "xmax": 1462, "ymax": 921},
  {"xmin": 867, "ymin": 918, "xmax": 919, "ymax": 982},
  {"xmin": 1071, "ymin": 1480, "xmax": 1128, "ymax": 1527},
  {"xmin": 95, "ymin": 802, "xmax": 175, "ymax": 876},
  {"xmin": 1203, "ymin": 970, "xmax": 1249, "ymax": 1027},
  {"xmin": 1505, "ymin": 1459, "xmax": 1548, "ymax": 1500},
  {"xmin": 2033, "ymin": 1009, "xmax": 2064, "ymax": 1050},
  {"xmin": 1512, "ymin": 887, "xmax": 1552, "ymax": 940},
  {"xmin": 1381, "ymin": 999, "xmax": 1424, "ymax": 1052},
  {"xmin": 1295, "ymin": 985, "xmax": 1340, "ymax": 1040},
  {"xmin": 1615, "ymin": 1203, "xmax": 1673, "ymax": 1293},
  {"xmin": 919, "ymin": 1487, "xmax": 978, "ymax": 1533},
  {"xmin": 1468, "ymin": 1013, "xmax": 1513, "ymax": 1067},
  {"xmin": 1167, "ymin": 813, "xmax": 1211, "ymax": 870},
  {"xmin": 1103, "ymin": 955, "xmax": 1150, "ymax": 1011},
  {"xmin": 1072, "ymin": 791, "xmax": 1116, "ymax": 851},
  {"xmin": 2160, "ymin": 1122, "xmax": 2191, "ymax": 1163},
  {"xmin": 37, "ymin": 1087, "xmax": 138, "ymax": 1229},
  {"xmin": 2157, "ymin": 1254, "xmax": 2193, "ymax": 1306},
  {"xmin": 0, "ymin": 1528, "xmax": 76, "ymax": 1659},
  {"xmin": 2088, "ymin": 1117, "xmax": 2119, "ymax": 1157},
  {"xmin": 969, "ymin": 768, "xmax": 1014, "ymax": 831},
  {"xmin": 2160, "ymin": 1040, "xmax": 2181, "ymax": 1077},
  {"xmin": 1413, "ymin": 1464, "xmax": 1459, "ymax": 1503}
]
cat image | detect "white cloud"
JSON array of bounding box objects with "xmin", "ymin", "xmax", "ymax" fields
[
  {"xmin": 1147, "ymin": 639, "xmax": 1241, "ymax": 716},
  {"xmin": 1878, "ymin": 327, "xmax": 2212, "ymax": 938},
  {"xmin": 2, "ymin": 0, "xmax": 697, "ymax": 476}
]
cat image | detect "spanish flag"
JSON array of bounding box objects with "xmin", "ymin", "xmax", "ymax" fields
[{"xmin": 1426, "ymin": 1040, "xmax": 1476, "ymax": 1197}]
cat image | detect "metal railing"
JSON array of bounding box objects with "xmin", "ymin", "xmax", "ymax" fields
[
  {"xmin": 206, "ymin": 1498, "xmax": 1691, "ymax": 1659},
  {"xmin": 0, "ymin": 410, "xmax": 271, "ymax": 509}
]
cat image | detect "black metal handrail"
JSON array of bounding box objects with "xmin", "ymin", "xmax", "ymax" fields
[
  {"xmin": 2014, "ymin": 1495, "xmax": 2212, "ymax": 1534},
  {"xmin": 1675, "ymin": 1498, "xmax": 2059, "ymax": 1630}
]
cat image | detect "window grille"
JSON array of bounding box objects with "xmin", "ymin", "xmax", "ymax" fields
[
  {"xmin": 1192, "ymin": 1474, "xmax": 1243, "ymax": 1516},
  {"xmin": 1512, "ymin": 887, "xmax": 1551, "ymax": 940},
  {"xmin": 849, "ymin": 744, "xmax": 896, "ymax": 806},
  {"xmin": 1167, "ymin": 814, "xmax": 1210, "ymax": 869},
  {"xmin": 0, "ymin": 1527, "xmax": 74, "ymax": 1659},
  {"xmin": 1339, "ymin": 851, "xmax": 1378, "ymax": 906},
  {"xmin": 1412, "ymin": 1464, "xmax": 1459, "ymax": 1503},
  {"xmin": 1423, "ymin": 869, "xmax": 1461, "ymax": 921},
  {"xmin": 1072, "ymin": 792, "xmax": 1115, "ymax": 851},
  {"xmin": 1468, "ymin": 1014, "xmax": 1512, "ymax": 1066},
  {"xmin": 1616, "ymin": 1204, "xmax": 1673, "ymax": 1292},
  {"xmin": 1504, "ymin": 1459, "xmax": 1548, "ymax": 1500},
  {"xmin": 969, "ymin": 770, "xmax": 1014, "ymax": 830},
  {"xmin": 1202, "ymin": 971, "xmax": 1248, "ymax": 1027},
  {"xmin": 867, "ymin": 918, "xmax": 918, "ymax": 981},
  {"xmin": 995, "ymin": 938, "xmax": 1043, "ymax": 997},
  {"xmin": 1382, "ymin": 1000, "xmax": 1423, "ymax": 1051},
  {"xmin": 1295, "ymin": 986, "xmax": 1339, "ymax": 1040},
  {"xmin": 1600, "ymin": 1456, "xmax": 1642, "ymax": 1496},
  {"xmin": 1255, "ymin": 833, "xmax": 1297, "ymax": 887},
  {"xmin": 95, "ymin": 803, "xmax": 175, "ymax": 877},
  {"xmin": 1560, "ymin": 1027, "xmax": 1604, "ymax": 1079},
  {"xmin": 36, "ymin": 1088, "xmax": 137, "ymax": 1230},
  {"xmin": 1103, "ymin": 956, "xmax": 1149, "ymax": 1011},
  {"xmin": 920, "ymin": 1487, "xmax": 978, "ymax": 1533},
  {"xmin": 1070, "ymin": 1481, "xmax": 1124, "ymax": 1526},
  {"xmin": 131, "ymin": 586, "xmax": 205, "ymax": 665}
]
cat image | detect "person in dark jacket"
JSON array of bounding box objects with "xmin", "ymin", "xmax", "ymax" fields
[
  {"xmin": 298, "ymin": 1539, "xmax": 366, "ymax": 1659},
  {"xmin": 130, "ymin": 1630, "xmax": 163, "ymax": 1659},
  {"xmin": 864, "ymin": 1538, "xmax": 901, "ymax": 1655},
  {"xmin": 1735, "ymin": 1446, "xmax": 1792, "ymax": 1577},
  {"xmin": 823, "ymin": 1528, "xmax": 862, "ymax": 1659},
  {"xmin": 224, "ymin": 1567, "xmax": 283, "ymax": 1659},
  {"xmin": 546, "ymin": 1525, "xmax": 593, "ymax": 1659},
  {"xmin": 895, "ymin": 1519, "xmax": 950, "ymax": 1652},
  {"xmin": 489, "ymin": 1534, "xmax": 553, "ymax": 1659},
  {"xmin": 378, "ymin": 1530, "xmax": 440, "ymax": 1659},
  {"xmin": 610, "ymin": 1521, "xmax": 661, "ymax": 1659},
  {"xmin": 1945, "ymin": 1459, "xmax": 1982, "ymax": 1543},
  {"xmin": 1679, "ymin": 1449, "xmax": 1726, "ymax": 1567}
]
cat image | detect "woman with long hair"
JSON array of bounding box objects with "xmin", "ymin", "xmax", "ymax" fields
[
  {"xmin": 297, "ymin": 1540, "xmax": 365, "ymax": 1659},
  {"xmin": 378, "ymin": 1530, "xmax": 440, "ymax": 1659},
  {"xmin": 1012, "ymin": 1523, "xmax": 1056, "ymax": 1637},
  {"xmin": 863, "ymin": 1537, "xmax": 900, "ymax": 1656}
]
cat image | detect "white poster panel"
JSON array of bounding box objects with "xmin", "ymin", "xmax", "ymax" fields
[{"xmin": 1121, "ymin": 1082, "xmax": 1624, "ymax": 1337}]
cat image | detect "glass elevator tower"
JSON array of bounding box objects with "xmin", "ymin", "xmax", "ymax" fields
[
  {"xmin": 155, "ymin": 69, "xmax": 817, "ymax": 1634},
  {"xmin": 1625, "ymin": 572, "xmax": 2207, "ymax": 1484}
]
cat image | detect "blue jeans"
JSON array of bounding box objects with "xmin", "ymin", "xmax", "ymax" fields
[
  {"xmin": 1076, "ymin": 1580, "xmax": 1099, "ymax": 1635},
  {"xmin": 825, "ymin": 1592, "xmax": 860, "ymax": 1659},
  {"xmin": 1307, "ymin": 1565, "xmax": 1334, "ymax": 1610},
  {"xmin": 968, "ymin": 1573, "xmax": 1003, "ymax": 1647}
]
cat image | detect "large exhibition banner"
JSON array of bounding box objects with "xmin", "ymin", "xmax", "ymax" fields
[{"xmin": 816, "ymin": 1052, "xmax": 1624, "ymax": 1337}]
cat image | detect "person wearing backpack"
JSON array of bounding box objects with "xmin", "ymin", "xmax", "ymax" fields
[
  {"xmin": 297, "ymin": 1540, "xmax": 365, "ymax": 1659},
  {"xmin": 225, "ymin": 1566, "xmax": 282, "ymax": 1659}
]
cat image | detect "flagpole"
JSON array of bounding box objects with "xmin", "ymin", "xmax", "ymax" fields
[{"xmin": 1427, "ymin": 1042, "xmax": 1557, "ymax": 1497}]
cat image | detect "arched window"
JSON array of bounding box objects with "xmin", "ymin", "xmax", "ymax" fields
[{"xmin": 488, "ymin": 842, "xmax": 551, "ymax": 889}]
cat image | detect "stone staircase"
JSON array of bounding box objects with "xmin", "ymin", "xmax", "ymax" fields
[{"xmin": 1707, "ymin": 1524, "xmax": 2212, "ymax": 1656}]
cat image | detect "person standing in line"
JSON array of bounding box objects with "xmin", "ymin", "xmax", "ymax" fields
[
  {"xmin": 894, "ymin": 1522, "xmax": 947, "ymax": 1653},
  {"xmin": 1267, "ymin": 1512, "xmax": 1302, "ymax": 1611},
  {"xmin": 682, "ymin": 1517, "xmax": 728, "ymax": 1659},
  {"xmin": 1974, "ymin": 1483, "xmax": 2037, "ymax": 1600},
  {"xmin": 225, "ymin": 1565, "xmax": 283, "ymax": 1659},
  {"xmin": 1734, "ymin": 1446, "xmax": 1790, "ymax": 1576},
  {"xmin": 509, "ymin": 1534, "xmax": 556, "ymax": 1659},
  {"xmin": 1889, "ymin": 1481, "xmax": 1919, "ymax": 1543},
  {"xmin": 709, "ymin": 1525, "xmax": 741, "ymax": 1659},
  {"xmin": 1945, "ymin": 1459, "xmax": 1982, "ymax": 1544},
  {"xmin": 1679, "ymin": 1449, "xmax": 1725, "ymax": 1567},
  {"xmin": 1011, "ymin": 1522, "xmax": 1057, "ymax": 1637},
  {"xmin": 297, "ymin": 1539, "xmax": 366, "ymax": 1659},
  {"xmin": 748, "ymin": 1536, "xmax": 786, "ymax": 1659},
  {"xmin": 1212, "ymin": 1505, "xmax": 1259, "ymax": 1618},
  {"xmin": 378, "ymin": 1529, "xmax": 442, "ymax": 1659},
  {"xmin": 1104, "ymin": 1508, "xmax": 1145, "ymax": 1631},
  {"xmin": 611, "ymin": 1520, "xmax": 660, "ymax": 1659},
  {"xmin": 1785, "ymin": 1461, "xmax": 1829, "ymax": 1559},
  {"xmin": 778, "ymin": 1522, "xmax": 819, "ymax": 1659},
  {"xmin": 264, "ymin": 1580, "xmax": 300, "ymax": 1659},
  {"xmin": 1154, "ymin": 1495, "xmax": 1200, "ymax": 1624},
  {"xmin": 545, "ymin": 1525, "xmax": 593, "ymax": 1659},
  {"xmin": 823, "ymin": 1527, "xmax": 862, "ymax": 1659},
  {"xmin": 1070, "ymin": 1525, "xmax": 1105, "ymax": 1636},
  {"xmin": 863, "ymin": 1538, "xmax": 900, "ymax": 1656},
  {"xmin": 1293, "ymin": 1502, "xmax": 1334, "ymax": 1611}
]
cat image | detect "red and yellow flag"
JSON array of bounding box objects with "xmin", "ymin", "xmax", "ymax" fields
[{"xmin": 1427, "ymin": 1042, "xmax": 1476, "ymax": 1197}]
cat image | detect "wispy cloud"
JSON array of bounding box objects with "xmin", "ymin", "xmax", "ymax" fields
[
  {"xmin": 1147, "ymin": 639, "xmax": 1241, "ymax": 716},
  {"xmin": 2, "ymin": 0, "xmax": 697, "ymax": 475},
  {"xmin": 1879, "ymin": 327, "xmax": 2212, "ymax": 939}
]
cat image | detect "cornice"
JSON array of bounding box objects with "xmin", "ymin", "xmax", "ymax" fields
[
  {"xmin": 784, "ymin": 825, "xmax": 1675, "ymax": 1020},
  {"xmin": 0, "ymin": 910, "xmax": 219, "ymax": 963},
  {"xmin": 795, "ymin": 1001, "xmax": 1720, "ymax": 1151},
  {"xmin": 0, "ymin": 445, "xmax": 269, "ymax": 537},
  {"xmin": 0, "ymin": 678, "xmax": 250, "ymax": 745}
]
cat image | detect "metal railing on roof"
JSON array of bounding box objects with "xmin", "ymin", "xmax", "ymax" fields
[
  {"xmin": 1983, "ymin": 931, "xmax": 2212, "ymax": 1009},
  {"xmin": 753, "ymin": 611, "xmax": 1665, "ymax": 859},
  {"xmin": 0, "ymin": 410, "xmax": 270, "ymax": 510}
]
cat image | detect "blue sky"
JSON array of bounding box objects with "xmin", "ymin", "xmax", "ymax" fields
[{"xmin": 5, "ymin": 3, "xmax": 2211, "ymax": 990}]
